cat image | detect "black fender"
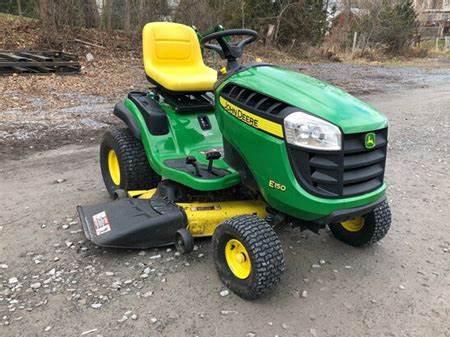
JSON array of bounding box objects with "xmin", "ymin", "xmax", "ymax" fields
[{"xmin": 113, "ymin": 102, "xmax": 141, "ymax": 140}]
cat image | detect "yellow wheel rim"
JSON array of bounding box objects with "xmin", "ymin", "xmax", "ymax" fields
[
  {"xmin": 225, "ymin": 239, "xmax": 252, "ymax": 279},
  {"xmin": 341, "ymin": 217, "xmax": 365, "ymax": 232},
  {"xmin": 108, "ymin": 149, "xmax": 121, "ymax": 185}
]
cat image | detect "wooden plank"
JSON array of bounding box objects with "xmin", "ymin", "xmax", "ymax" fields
[
  {"xmin": 0, "ymin": 52, "xmax": 31, "ymax": 61},
  {"xmin": 0, "ymin": 50, "xmax": 80, "ymax": 75},
  {"xmin": 0, "ymin": 61, "xmax": 79, "ymax": 67},
  {"xmin": 17, "ymin": 52, "xmax": 53, "ymax": 61}
]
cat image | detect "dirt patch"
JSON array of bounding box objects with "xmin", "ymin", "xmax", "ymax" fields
[{"xmin": 0, "ymin": 57, "xmax": 148, "ymax": 160}]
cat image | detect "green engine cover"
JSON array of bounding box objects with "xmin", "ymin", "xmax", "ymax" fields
[{"xmin": 215, "ymin": 65, "xmax": 388, "ymax": 221}]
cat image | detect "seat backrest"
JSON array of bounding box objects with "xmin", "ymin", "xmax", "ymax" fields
[{"xmin": 143, "ymin": 22, "xmax": 205, "ymax": 75}]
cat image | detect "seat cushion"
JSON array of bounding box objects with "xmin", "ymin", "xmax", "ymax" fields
[
  {"xmin": 143, "ymin": 22, "xmax": 217, "ymax": 92},
  {"xmin": 148, "ymin": 64, "xmax": 217, "ymax": 92}
]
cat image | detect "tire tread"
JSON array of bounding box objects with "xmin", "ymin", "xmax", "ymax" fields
[{"xmin": 213, "ymin": 215, "xmax": 285, "ymax": 299}]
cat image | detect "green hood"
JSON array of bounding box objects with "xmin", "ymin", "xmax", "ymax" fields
[{"xmin": 226, "ymin": 66, "xmax": 388, "ymax": 134}]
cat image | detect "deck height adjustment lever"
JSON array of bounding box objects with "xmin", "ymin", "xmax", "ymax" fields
[
  {"xmin": 186, "ymin": 156, "xmax": 201, "ymax": 177},
  {"xmin": 206, "ymin": 151, "xmax": 222, "ymax": 173}
]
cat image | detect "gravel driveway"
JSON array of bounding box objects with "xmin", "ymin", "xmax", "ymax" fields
[{"xmin": 0, "ymin": 65, "xmax": 449, "ymax": 337}]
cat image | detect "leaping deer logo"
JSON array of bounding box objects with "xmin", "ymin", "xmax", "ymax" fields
[{"xmin": 365, "ymin": 133, "xmax": 376, "ymax": 150}]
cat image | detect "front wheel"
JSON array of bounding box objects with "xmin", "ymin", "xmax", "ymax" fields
[
  {"xmin": 329, "ymin": 200, "xmax": 391, "ymax": 247},
  {"xmin": 212, "ymin": 215, "xmax": 285, "ymax": 300},
  {"xmin": 100, "ymin": 127, "xmax": 161, "ymax": 198}
]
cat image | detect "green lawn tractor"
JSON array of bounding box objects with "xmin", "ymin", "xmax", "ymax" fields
[{"xmin": 77, "ymin": 22, "xmax": 391, "ymax": 300}]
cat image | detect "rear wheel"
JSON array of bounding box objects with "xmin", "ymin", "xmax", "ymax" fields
[
  {"xmin": 329, "ymin": 200, "xmax": 391, "ymax": 247},
  {"xmin": 212, "ymin": 215, "xmax": 285, "ymax": 300},
  {"xmin": 100, "ymin": 127, "xmax": 160, "ymax": 198}
]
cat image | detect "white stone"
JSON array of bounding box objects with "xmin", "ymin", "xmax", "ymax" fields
[
  {"xmin": 86, "ymin": 53, "xmax": 94, "ymax": 62},
  {"xmin": 143, "ymin": 291, "xmax": 153, "ymax": 298},
  {"xmin": 220, "ymin": 310, "xmax": 237, "ymax": 315},
  {"xmin": 117, "ymin": 316, "xmax": 128, "ymax": 323},
  {"xmin": 30, "ymin": 282, "xmax": 41, "ymax": 289},
  {"xmin": 80, "ymin": 329, "xmax": 98, "ymax": 336},
  {"xmin": 220, "ymin": 289, "xmax": 229, "ymax": 297}
]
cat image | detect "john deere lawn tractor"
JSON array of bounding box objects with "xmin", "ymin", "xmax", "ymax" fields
[{"xmin": 77, "ymin": 22, "xmax": 391, "ymax": 299}]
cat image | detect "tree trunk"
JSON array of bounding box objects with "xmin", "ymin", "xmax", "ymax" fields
[
  {"xmin": 138, "ymin": 0, "xmax": 145, "ymax": 28},
  {"xmin": 16, "ymin": 0, "xmax": 22, "ymax": 16},
  {"xmin": 38, "ymin": 0, "xmax": 54, "ymax": 27},
  {"xmin": 83, "ymin": 0, "xmax": 100, "ymax": 28},
  {"xmin": 265, "ymin": 24, "xmax": 275, "ymax": 46},
  {"xmin": 273, "ymin": 3, "xmax": 297, "ymax": 46},
  {"xmin": 240, "ymin": 0, "xmax": 245, "ymax": 28},
  {"xmin": 124, "ymin": 0, "xmax": 131, "ymax": 33},
  {"xmin": 103, "ymin": 0, "xmax": 112, "ymax": 31}
]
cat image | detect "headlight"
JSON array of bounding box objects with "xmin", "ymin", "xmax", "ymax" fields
[{"xmin": 284, "ymin": 111, "xmax": 341, "ymax": 151}]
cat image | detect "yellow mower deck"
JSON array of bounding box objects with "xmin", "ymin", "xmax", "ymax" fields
[{"xmin": 129, "ymin": 188, "xmax": 268, "ymax": 237}]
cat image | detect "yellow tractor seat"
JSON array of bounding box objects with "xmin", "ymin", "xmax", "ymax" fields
[{"xmin": 143, "ymin": 22, "xmax": 217, "ymax": 92}]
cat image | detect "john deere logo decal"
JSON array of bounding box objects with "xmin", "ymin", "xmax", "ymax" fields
[{"xmin": 365, "ymin": 133, "xmax": 376, "ymax": 149}]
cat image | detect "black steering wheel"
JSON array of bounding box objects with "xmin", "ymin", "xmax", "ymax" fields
[{"xmin": 201, "ymin": 29, "xmax": 258, "ymax": 67}]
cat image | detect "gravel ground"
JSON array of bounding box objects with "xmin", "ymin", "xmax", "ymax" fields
[{"xmin": 0, "ymin": 64, "xmax": 449, "ymax": 337}]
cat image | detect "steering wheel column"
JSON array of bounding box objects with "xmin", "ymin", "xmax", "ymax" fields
[{"xmin": 201, "ymin": 29, "xmax": 259, "ymax": 71}]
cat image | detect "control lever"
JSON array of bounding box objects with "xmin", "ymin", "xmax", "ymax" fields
[
  {"xmin": 186, "ymin": 156, "xmax": 201, "ymax": 177},
  {"xmin": 206, "ymin": 151, "xmax": 222, "ymax": 173}
]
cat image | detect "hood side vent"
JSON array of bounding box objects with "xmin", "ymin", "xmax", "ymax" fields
[{"xmin": 221, "ymin": 84, "xmax": 289, "ymax": 117}]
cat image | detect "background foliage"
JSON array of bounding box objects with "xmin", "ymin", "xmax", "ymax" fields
[{"xmin": 0, "ymin": 0, "xmax": 418, "ymax": 55}]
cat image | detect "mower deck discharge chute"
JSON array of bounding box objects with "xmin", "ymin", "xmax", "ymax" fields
[{"xmin": 77, "ymin": 22, "xmax": 392, "ymax": 300}]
